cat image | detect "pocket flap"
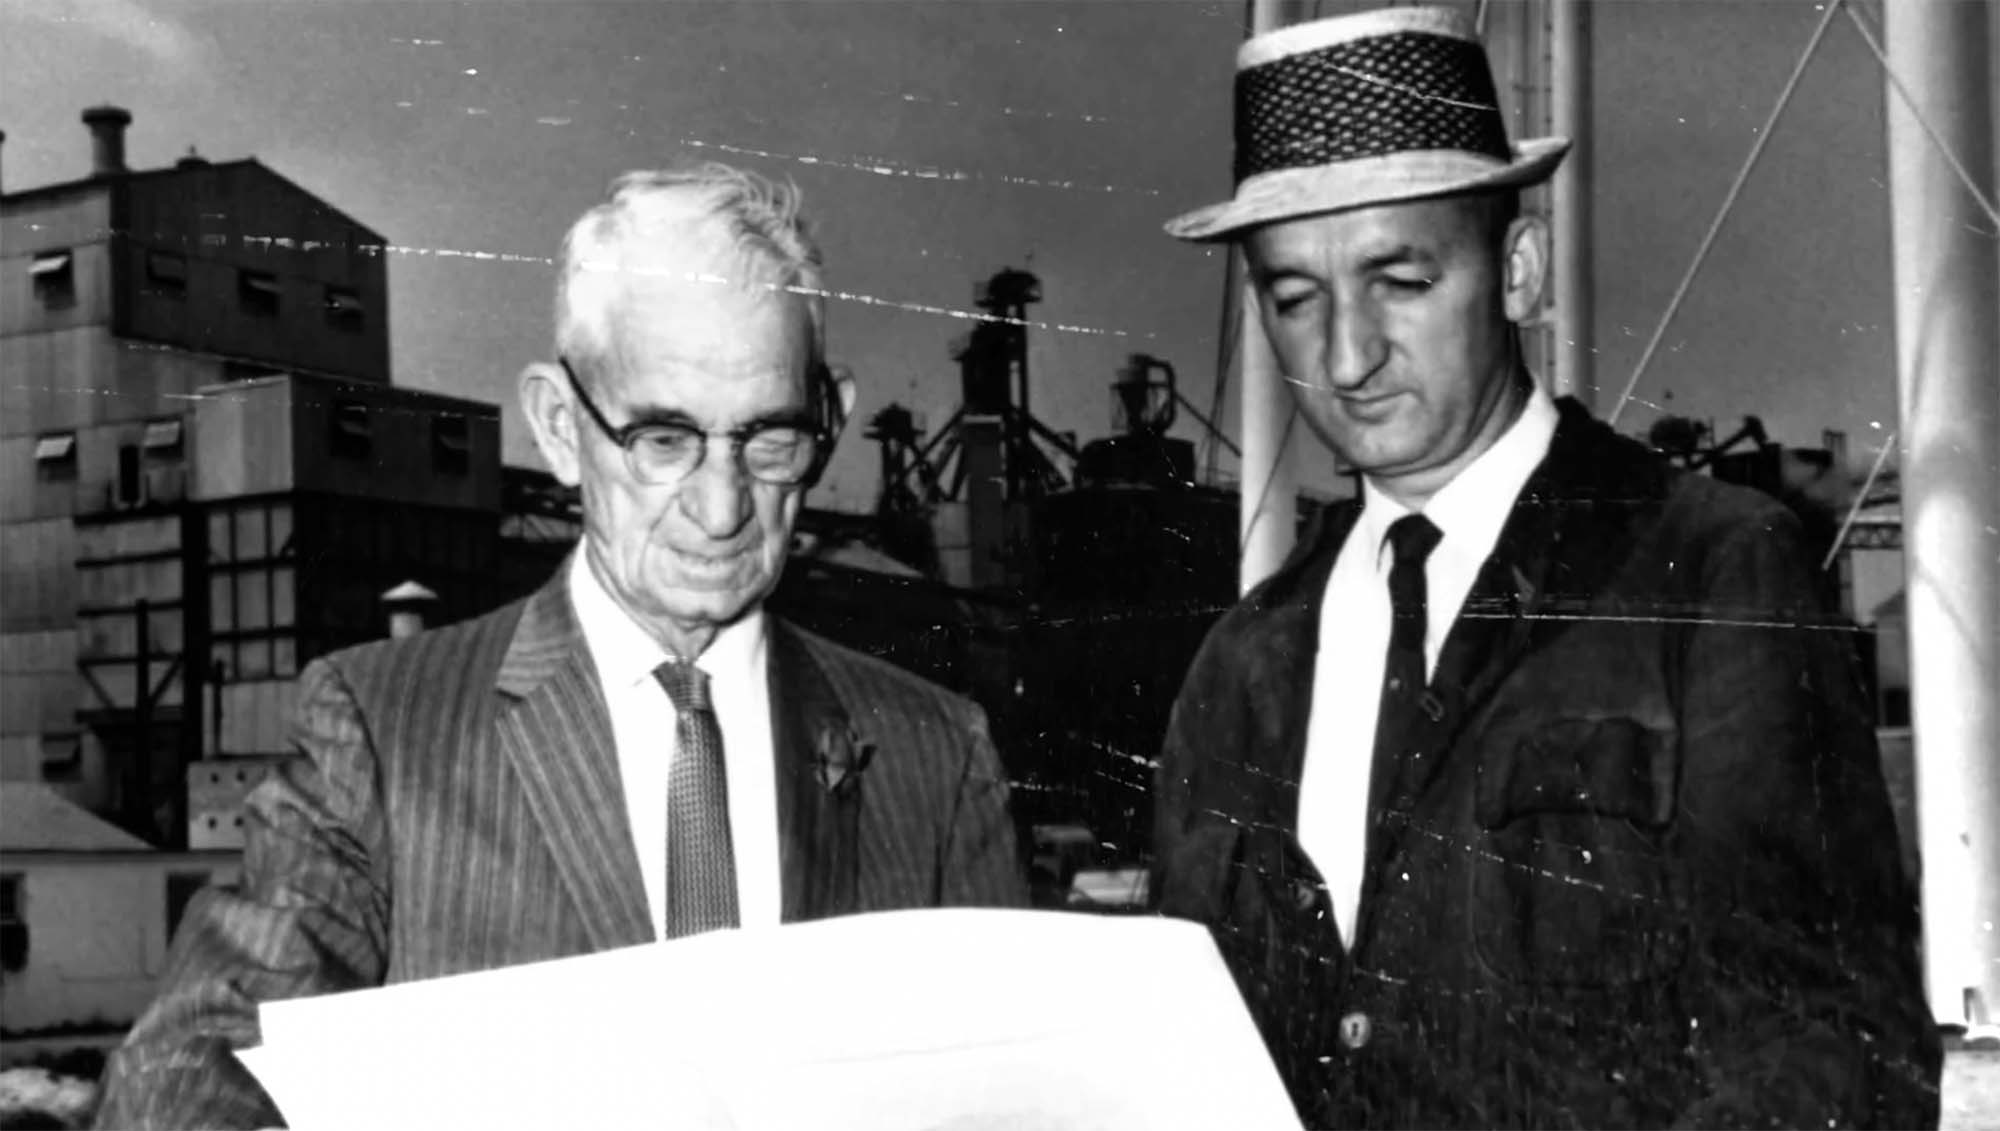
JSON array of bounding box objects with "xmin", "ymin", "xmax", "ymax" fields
[{"xmin": 1474, "ymin": 716, "xmax": 1677, "ymax": 829}]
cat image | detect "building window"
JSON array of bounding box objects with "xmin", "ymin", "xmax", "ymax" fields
[
  {"xmin": 115, "ymin": 444, "xmax": 143, "ymax": 507},
  {"xmin": 236, "ymin": 570, "xmax": 270, "ymax": 632},
  {"xmin": 432, "ymin": 413, "xmax": 471, "ymax": 475},
  {"xmin": 31, "ymin": 250, "xmax": 75, "ymax": 308},
  {"xmin": 34, "ymin": 431, "xmax": 77, "ymax": 480},
  {"xmin": 331, "ymin": 400, "xmax": 371, "ymax": 460},
  {"xmin": 233, "ymin": 506, "xmax": 268, "ymax": 561},
  {"xmin": 270, "ymin": 503, "xmax": 295, "ymax": 558},
  {"xmin": 236, "ymin": 637, "xmax": 272, "ymax": 680},
  {"xmin": 145, "ymin": 250, "xmax": 189, "ymax": 297},
  {"xmin": 210, "ymin": 572, "xmax": 235, "ymax": 634},
  {"xmin": 0, "ymin": 874, "xmax": 24, "ymax": 972},
  {"xmin": 324, "ymin": 287, "xmax": 364, "ymax": 332},
  {"xmin": 272, "ymin": 564, "xmax": 297, "ymax": 626},
  {"xmin": 238, "ymin": 269, "xmax": 280, "ymax": 317},
  {"xmin": 165, "ymin": 872, "xmax": 210, "ymax": 942},
  {"xmin": 39, "ymin": 733, "xmax": 82, "ymax": 783},
  {"xmin": 143, "ymin": 418, "xmax": 185, "ymax": 458}
]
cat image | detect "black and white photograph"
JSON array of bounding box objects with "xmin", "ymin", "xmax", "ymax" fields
[{"xmin": 1, "ymin": 0, "xmax": 1995, "ymax": 1126}]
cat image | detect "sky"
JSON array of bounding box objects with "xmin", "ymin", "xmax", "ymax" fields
[{"xmin": 0, "ymin": 0, "xmax": 1948, "ymax": 512}]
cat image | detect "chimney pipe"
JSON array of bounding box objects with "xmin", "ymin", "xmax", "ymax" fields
[
  {"xmin": 380, "ymin": 580, "xmax": 439, "ymax": 639},
  {"xmin": 82, "ymin": 105, "xmax": 133, "ymax": 177}
]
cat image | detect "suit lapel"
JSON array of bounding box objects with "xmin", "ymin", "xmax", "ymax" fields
[
  {"xmin": 1240, "ymin": 505, "xmax": 1358, "ymax": 835},
  {"xmin": 1404, "ymin": 398, "xmax": 1664, "ymax": 803},
  {"xmin": 768, "ymin": 620, "xmax": 862, "ymax": 922},
  {"xmin": 494, "ymin": 566, "xmax": 653, "ymax": 951}
]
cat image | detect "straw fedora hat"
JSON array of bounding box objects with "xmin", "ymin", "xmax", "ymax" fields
[{"xmin": 1165, "ymin": 5, "xmax": 1570, "ymax": 243}]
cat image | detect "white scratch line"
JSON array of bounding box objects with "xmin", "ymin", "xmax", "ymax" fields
[
  {"xmin": 894, "ymin": 91, "xmax": 1112, "ymax": 125},
  {"xmin": 207, "ymin": 231, "xmax": 1146, "ymax": 340},
  {"xmin": 1459, "ymin": 609, "xmax": 1863, "ymax": 633},
  {"xmin": 679, "ymin": 137, "xmax": 1159, "ymax": 197},
  {"xmin": 377, "ymin": 244, "xmax": 554, "ymax": 267},
  {"xmin": 801, "ymin": 284, "xmax": 1139, "ymax": 339},
  {"xmin": 1329, "ymin": 63, "xmax": 1496, "ymax": 113}
]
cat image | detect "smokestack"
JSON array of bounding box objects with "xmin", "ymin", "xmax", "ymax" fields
[
  {"xmin": 1, "ymin": 129, "xmax": 8, "ymax": 194},
  {"xmin": 381, "ymin": 580, "xmax": 439, "ymax": 639},
  {"xmin": 82, "ymin": 105, "xmax": 132, "ymax": 177}
]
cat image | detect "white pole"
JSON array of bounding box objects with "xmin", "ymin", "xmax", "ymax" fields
[
  {"xmin": 1883, "ymin": 0, "xmax": 2000, "ymax": 1029},
  {"xmin": 1238, "ymin": 0, "xmax": 1305, "ymax": 594},
  {"xmin": 1549, "ymin": 0, "xmax": 1594, "ymax": 409}
]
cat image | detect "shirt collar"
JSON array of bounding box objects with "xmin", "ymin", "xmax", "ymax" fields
[
  {"xmin": 1356, "ymin": 381, "xmax": 1559, "ymax": 566},
  {"xmin": 567, "ymin": 548, "xmax": 767, "ymax": 691}
]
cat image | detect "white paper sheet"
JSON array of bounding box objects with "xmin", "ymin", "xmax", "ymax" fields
[{"xmin": 239, "ymin": 908, "xmax": 1301, "ymax": 1131}]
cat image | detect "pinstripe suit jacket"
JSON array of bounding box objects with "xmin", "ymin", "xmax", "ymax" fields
[{"xmin": 95, "ymin": 563, "xmax": 1027, "ymax": 1130}]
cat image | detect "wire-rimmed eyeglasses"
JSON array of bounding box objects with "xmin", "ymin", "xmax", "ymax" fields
[{"xmin": 558, "ymin": 356, "xmax": 824, "ymax": 487}]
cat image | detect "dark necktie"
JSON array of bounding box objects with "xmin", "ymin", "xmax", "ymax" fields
[
  {"xmin": 1368, "ymin": 513, "xmax": 1444, "ymax": 824},
  {"xmin": 654, "ymin": 660, "xmax": 739, "ymax": 938}
]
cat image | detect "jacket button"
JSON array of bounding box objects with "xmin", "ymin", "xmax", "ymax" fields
[
  {"xmin": 1291, "ymin": 878, "xmax": 1319, "ymax": 912},
  {"xmin": 1418, "ymin": 691, "xmax": 1446, "ymax": 722},
  {"xmin": 1338, "ymin": 1011, "xmax": 1371, "ymax": 1050}
]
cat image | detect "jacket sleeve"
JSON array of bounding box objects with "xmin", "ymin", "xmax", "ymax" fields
[
  {"xmin": 1150, "ymin": 646, "xmax": 1213, "ymax": 919},
  {"xmin": 936, "ymin": 703, "xmax": 1031, "ymax": 909},
  {"xmin": 93, "ymin": 658, "xmax": 393, "ymax": 1130},
  {"xmin": 1667, "ymin": 508, "xmax": 1940, "ymax": 1129}
]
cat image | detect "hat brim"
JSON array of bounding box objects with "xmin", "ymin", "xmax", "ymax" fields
[{"xmin": 1165, "ymin": 137, "xmax": 1571, "ymax": 243}]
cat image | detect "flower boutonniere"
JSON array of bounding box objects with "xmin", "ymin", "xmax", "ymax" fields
[{"xmin": 813, "ymin": 721, "xmax": 875, "ymax": 797}]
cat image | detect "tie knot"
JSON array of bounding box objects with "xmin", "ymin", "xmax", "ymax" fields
[
  {"xmin": 1385, "ymin": 513, "xmax": 1442, "ymax": 569},
  {"xmin": 653, "ymin": 660, "xmax": 712, "ymax": 714}
]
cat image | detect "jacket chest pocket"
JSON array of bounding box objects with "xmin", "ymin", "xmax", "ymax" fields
[{"xmin": 1469, "ymin": 716, "xmax": 1690, "ymax": 988}]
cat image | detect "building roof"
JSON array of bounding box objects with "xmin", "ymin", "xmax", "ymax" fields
[
  {"xmin": 0, "ymin": 158, "xmax": 388, "ymax": 243},
  {"xmin": 0, "ymin": 784, "xmax": 152, "ymax": 852},
  {"xmin": 382, "ymin": 580, "xmax": 440, "ymax": 602}
]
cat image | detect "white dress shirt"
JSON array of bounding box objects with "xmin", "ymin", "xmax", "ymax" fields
[
  {"xmin": 568, "ymin": 550, "xmax": 781, "ymax": 938},
  {"xmin": 1297, "ymin": 385, "xmax": 1559, "ymax": 945}
]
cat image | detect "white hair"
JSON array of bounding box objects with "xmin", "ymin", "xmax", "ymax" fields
[{"xmin": 554, "ymin": 163, "xmax": 826, "ymax": 381}]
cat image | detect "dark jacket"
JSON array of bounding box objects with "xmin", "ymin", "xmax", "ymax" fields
[
  {"xmin": 96, "ymin": 563, "xmax": 1027, "ymax": 1129},
  {"xmin": 1151, "ymin": 400, "xmax": 1939, "ymax": 1129}
]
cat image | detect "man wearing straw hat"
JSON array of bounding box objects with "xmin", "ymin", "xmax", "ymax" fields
[{"xmin": 1149, "ymin": 6, "xmax": 1937, "ymax": 1127}]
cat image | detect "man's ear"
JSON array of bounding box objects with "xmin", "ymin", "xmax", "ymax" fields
[
  {"xmin": 826, "ymin": 363, "xmax": 859, "ymax": 439},
  {"xmin": 1500, "ymin": 214, "xmax": 1550, "ymax": 325},
  {"xmin": 519, "ymin": 361, "xmax": 583, "ymax": 488}
]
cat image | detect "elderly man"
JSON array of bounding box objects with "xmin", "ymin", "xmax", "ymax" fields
[
  {"xmin": 96, "ymin": 163, "xmax": 1026, "ymax": 1129},
  {"xmin": 1148, "ymin": 8, "xmax": 1937, "ymax": 1129}
]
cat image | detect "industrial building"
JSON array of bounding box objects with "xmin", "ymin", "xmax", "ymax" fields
[{"xmin": 1, "ymin": 107, "xmax": 505, "ymax": 861}]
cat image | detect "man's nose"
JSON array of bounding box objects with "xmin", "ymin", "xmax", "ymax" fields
[
  {"xmin": 677, "ymin": 440, "xmax": 753, "ymax": 537},
  {"xmin": 1326, "ymin": 302, "xmax": 1386, "ymax": 390}
]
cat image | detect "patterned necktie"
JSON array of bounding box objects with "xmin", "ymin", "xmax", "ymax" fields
[
  {"xmin": 1368, "ymin": 513, "xmax": 1444, "ymax": 824},
  {"xmin": 654, "ymin": 660, "xmax": 739, "ymax": 938}
]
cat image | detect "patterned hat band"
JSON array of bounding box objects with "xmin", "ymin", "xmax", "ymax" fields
[
  {"xmin": 1165, "ymin": 5, "xmax": 1567, "ymax": 242},
  {"xmin": 1233, "ymin": 30, "xmax": 1511, "ymax": 185}
]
